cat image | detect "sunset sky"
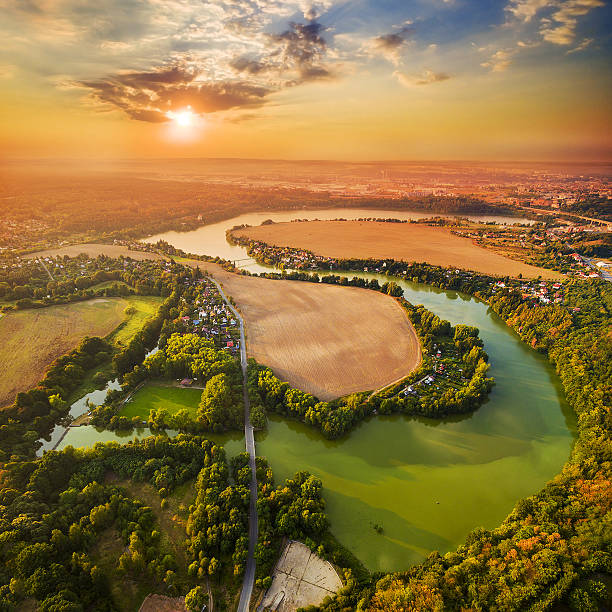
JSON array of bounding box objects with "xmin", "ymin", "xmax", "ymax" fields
[{"xmin": 1, "ymin": 0, "xmax": 611, "ymax": 160}]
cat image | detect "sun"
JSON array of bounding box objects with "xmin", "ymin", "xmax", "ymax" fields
[{"xmin": 166, "ymin": 106, "xmax": 195, "ymax": 127}]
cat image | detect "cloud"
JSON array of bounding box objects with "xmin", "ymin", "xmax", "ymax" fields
[
  {"xmin": 506, "ymin": 0, "xmax": 604, "ymax": 45},
  {"xmin": 481, "ymin": 49, "xmax": 516, "ymax": 72},
  {"xmin": 79, "ymin": 65, "xmax": 272, "ymax": 122},
  {"xmin": 366, "ymin": 25, "xmax": 414, "ymax": 66},
  {"xmin": 270, "ymin": 21, "xmax": 328, "ymax": 68},
  {"xmin": 540, "ymin": 0, "xmax": 604, "ymax": 45},
  {"xmin": 230, "ymin": 19, "xmax": 336, "ymax": 84},
  {"xmin": 506, "ymin": 0, "xmax": 551, "ymax": 22},
  {"xmin": 566, "ymin": 36, "xmax": 594, "ymax": 53},
  {"xmin": 394, "ymin": 69, "xmax": 451, "ymax": 87}
]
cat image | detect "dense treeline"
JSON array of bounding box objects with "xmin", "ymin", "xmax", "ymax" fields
[
  {"xmin": 0, "ymin": 435, "xmax": 217, "ymax": 610},
  {"xmin": 1, "ymin": 256, "xmax": 182, "ymax": 311},
  {"xmin": 248, "ymin": 300, "xmax": 493, "ymax": 439},
  {"xmin": 311, "ymin": 279, "xmax": 611, "ymax": 612}
]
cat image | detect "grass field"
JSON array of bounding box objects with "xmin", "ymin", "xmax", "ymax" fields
[
  {"xmin": 0, "ymin": 299, "xmax": 126, "ymax": 408},
  {"xmin": 109, "ymin": 295, "xmax": 163, "ymax": 346},
  {"xmin": 119, "ymin": 384, "xmax": 202, "ymax": 419},
  {"xmin": 233, "ymin": 220, "xmax": 563, "ymax": 279},
  {"xmin": 0, "ymin": 295, "xmax": 162, "ymax": 408}
]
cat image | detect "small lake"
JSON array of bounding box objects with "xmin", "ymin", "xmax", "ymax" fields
[
  {"xmin": 57, "ymin": 425, "xmax": 245, "ymax": 460},
  {"xmin": 55, "ymin": 208, "xmax": 573, "ymax": 573}
]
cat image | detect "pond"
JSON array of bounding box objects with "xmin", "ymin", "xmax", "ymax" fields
[
  {"xmin": 55, "ymin": 208, "xmax": 574, "ymax": 573},
  {"xmin": 57, "ymin": 424, "xmax": 246, "ymax": 460}
]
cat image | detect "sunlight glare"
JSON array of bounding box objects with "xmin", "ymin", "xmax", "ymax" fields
[{"xmin": 166, "ymin": 106, "xmax": 196, "ymax": 128}]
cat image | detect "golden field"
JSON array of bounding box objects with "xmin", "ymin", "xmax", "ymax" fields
[{"xmin": 234, "ymin": 220, "xmax": 563, "ymax": 279}]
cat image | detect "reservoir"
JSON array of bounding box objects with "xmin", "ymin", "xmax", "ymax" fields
[{"xmin": 59, "ymin": 209, "xmax": 574, "ymax": 572}]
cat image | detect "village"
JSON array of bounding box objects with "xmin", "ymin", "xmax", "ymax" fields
[
  {"xmin": 176, "ymin": 277, "xmax": 241, "ymax": 365},
  {"xmin": 397, "ymin": 342, "xmax": 468, "ymax": 400}
]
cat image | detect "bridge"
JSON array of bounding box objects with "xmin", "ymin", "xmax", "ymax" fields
[{"xmin": 231, "ymin": 257, "xmax": 255, "ymax": 269}]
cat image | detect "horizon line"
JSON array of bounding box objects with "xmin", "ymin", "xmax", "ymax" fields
[{"xmin": 2, "ymin": 156, "xmax": 612, "ymax": 166}]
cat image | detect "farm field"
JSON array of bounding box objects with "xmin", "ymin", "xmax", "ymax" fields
[
  {"xmin": 119, "ymin": 384, "xmax": 202, "ymax": 420},
  {"xmin": 25, "ymin": 245, "xmax": 423, "ymax": 399},
  {"xmin": 0, "ymin": 295, "xmax": 162, "ymax": 408},
  {"xmin": 233, "ymin": 220, "xmax": 563, "ymax": 279},
  {"xmin": 0, "ymin": 299, "xmax": 126, "ymax": 408},
  {"xmin": 214, "ymin": 273, "xmax": 422, "ymax": 400},
  {"xmin": 25, "ymin": 243, "xmax": 167, "ymax": 261}
]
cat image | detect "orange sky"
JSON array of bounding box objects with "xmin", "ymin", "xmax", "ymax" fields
[{"xmin": 0, "ymin": 0, "xmax": 610, "ymax": 161}]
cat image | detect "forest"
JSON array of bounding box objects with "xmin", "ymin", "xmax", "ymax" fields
[{"xmin": 0, "ymin": 434, "xmax": 336, "ymax": 611}]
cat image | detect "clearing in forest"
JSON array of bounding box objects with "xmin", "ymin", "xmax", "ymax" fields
[
  {"xmin": 233, "ymin": 220, "xmax": 563, "ymax": 279},
  {"xmin": 119, "ymin": 384, "xmax": 202, "ymax": 420},
  {"xmin": 26, "ymin": 243, "xmax": 167, "ymax": 261}
]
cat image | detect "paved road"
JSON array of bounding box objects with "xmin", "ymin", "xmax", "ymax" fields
[
  {"xmin": 582, "ymin": 256, "xmax": 612, "ymax": 282},
  {"xmin": 210, "ymin": 278, "xmax": 258, "ymax": 612},
  {"xmin": 517, "ymin": 204, "xmax": 611, "ymax": 229}
]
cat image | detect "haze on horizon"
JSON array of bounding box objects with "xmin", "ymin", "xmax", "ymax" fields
[{"xmin": 1, "ymin": 0, "xmax": 611, "ymax": 162}]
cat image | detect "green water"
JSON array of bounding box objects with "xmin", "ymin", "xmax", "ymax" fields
[
  {"xmin": 58, "ymin": 425, "xmax": 246, "ymax": 461},
  {"xmin": 256, "ymin": 277, "xmax": 575, "ymax": 572},
  {"xmin": 58, "ymin": 211, "xmax": 575, "ymax": 574}
]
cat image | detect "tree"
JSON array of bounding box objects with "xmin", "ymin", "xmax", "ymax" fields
[
  {"xmin": 185, "ymin": 586, "xmax": 207, "ymax": 612},
  {"xmin": 198, "ymin": 373, "xmax": 239, "ymax": 431}
]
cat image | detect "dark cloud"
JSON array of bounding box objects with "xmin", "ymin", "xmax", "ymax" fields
[
  {"xmin": 231, "ymin": 19, "xmax": 335, "ymax": 85},
  {"xmin": 271, "ymin": 21, "xmax": 328, "ymax": 68},
  {"xmin": 298, "ymin": 64, "xmax": 334, "ymax": 81},
  {"xmin": 230, "ymin": 56, "xmax": 270, "ymax": 75},
  {"xmin": 373, "ymin": 25, "xmax": 414, "ymax": 51},
  {"xmin": 80, "ymin": 66, "xmax": 272, "ymax": 122}
]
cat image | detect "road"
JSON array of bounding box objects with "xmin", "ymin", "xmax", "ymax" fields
[
  {"xmin": 516, "ymin": 204, "xmax": 611, "ymax": 229},
  {"xmin": 209, "ymin": 278, "xmax": 258, "ymax": 612},
  {"xmin": 581, "ymin": 256, "xmax": 612, "ymax": 282}
]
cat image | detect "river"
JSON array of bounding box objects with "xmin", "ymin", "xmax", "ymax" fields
[
  {"xmin": 57, "ymin": 208, "xmax": 574, "ymax": 572},
  {"xmin": 141, "ymin": 208, "xmax": 532, "ymax": 268}
]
